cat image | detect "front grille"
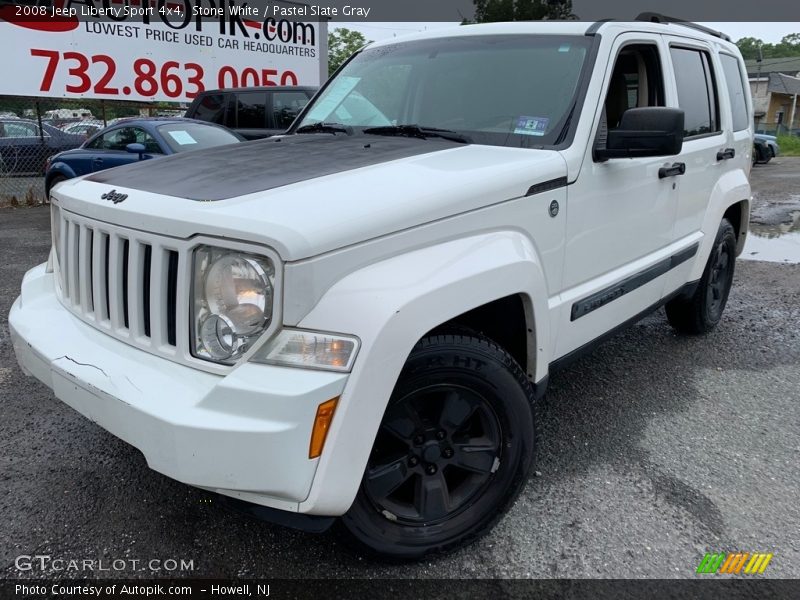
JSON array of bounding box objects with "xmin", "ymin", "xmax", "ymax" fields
[{"xmin": 55, "ymin": 208, "xmax": 186, "ymax": 361}]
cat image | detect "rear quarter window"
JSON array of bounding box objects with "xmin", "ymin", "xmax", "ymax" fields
[{"xmin": 719, "ymin": 54, "xmax": 750, "ymax": 132}]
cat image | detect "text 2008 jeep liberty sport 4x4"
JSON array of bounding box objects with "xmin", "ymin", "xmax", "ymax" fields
[{"xmin": 10, "ymin": 17, "xmax": 752, "ymax": 559}]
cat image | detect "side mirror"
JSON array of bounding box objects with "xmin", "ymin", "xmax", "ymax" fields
[
  {"xmin": 595, "ymin": 107, "xmax": 684, "ymax": 161},
  {"xmin": 125, "ymin": 143, "xmax": 146, "ymax": 159}
]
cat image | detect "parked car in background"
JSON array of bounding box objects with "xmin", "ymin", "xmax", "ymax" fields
[
  {"xmin": 185, "ymin": 86, "xmax": 316, "ymax": 139},
  {"xmin": 44, "ymin": 118, "xmax": 243, "ymax": 195},
  {"xmin": 753, "ymin": 133, "xmax": 779, "ymax": 163},
  {"xmin": 60, "ymin": 120, "xmax": 105, "ymax": 139},
  {"xmin": 0, "ymin": 119, "xmax": 84, "ymax": 175}
]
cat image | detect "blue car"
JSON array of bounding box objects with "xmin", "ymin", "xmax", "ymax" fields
[{"xmin": 45, "ymin": 118, "xmax": 243, "ymax": 195}]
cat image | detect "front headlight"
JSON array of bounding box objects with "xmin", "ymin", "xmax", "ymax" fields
[{"xmin": 192, "ymin": 245, "xmax": 275, "ymax": 364}]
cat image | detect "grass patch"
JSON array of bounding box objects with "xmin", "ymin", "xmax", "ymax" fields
[{"xmin": 776, "ymin": 135, "xmax": 800, "ymax": 156}]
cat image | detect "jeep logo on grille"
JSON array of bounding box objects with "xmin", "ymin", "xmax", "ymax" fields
[{"xmin": 101, "ymin": 190, "xmax": 128, "ymax": 204}]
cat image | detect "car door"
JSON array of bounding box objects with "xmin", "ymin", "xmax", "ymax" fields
[
  {"xmin": 269, "ymin": 90, "xmax": 313, "ymax": 134},
  {"xmin": 555, "ymin": 35, "xmax": 679, "ymax": 358},
  {"xmin": 659, "ymin": 39, "xmax": 733, "ymax": 295}
]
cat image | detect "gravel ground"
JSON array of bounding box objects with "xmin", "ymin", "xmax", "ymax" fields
[{"xmin": 1, "ymin": 177, "xmax": 799, "ymax": 579}]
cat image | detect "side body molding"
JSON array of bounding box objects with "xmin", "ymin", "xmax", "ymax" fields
[{"xmin": 295, "ymin": 231, "xmax": 551, "ymax": 515}]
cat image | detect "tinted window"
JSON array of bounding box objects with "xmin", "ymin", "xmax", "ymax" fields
[
  {"xmin": 272, "ymin": 91, "xmax": 311, "ymax": 129},
  {"xmin": 234, "ymin": 92, "xmax": 267, "ymax": 129},
  {"xmin": 670, "ymin": 47, "xmax": 720, "ymax": 137},
  {"xmin": 720, "ymin": 54, "xmax": 749, "ymax": 132},
  {"xmin": 192, "ymin": 94, "xmax": 227, "ymax": 125},
  {"xmin": 156, "ymin": 123, "xmax": 240, "ymax": 153},
  {"xmin": 88, "ymin": 127, "xmax": 161, "ymax": 153}
]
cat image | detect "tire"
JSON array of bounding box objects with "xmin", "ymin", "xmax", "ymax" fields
[
  {"xmin": 665, "ymin": 218, "xmax": 737, "ymax": 334},
  {"xmin": 45, "ymin": 174, "xmax": 67, "ymax": 198},
  {"xmin": 340, "ymin": 332, "xmax": 536, "ymax": 560}
]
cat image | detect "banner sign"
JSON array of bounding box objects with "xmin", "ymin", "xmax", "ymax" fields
[{"xmin": 0, "ymin": 1, "xmax": 326, "ymax": 102}]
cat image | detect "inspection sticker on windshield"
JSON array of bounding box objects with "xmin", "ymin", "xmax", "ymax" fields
[
  {"xmin": 514, "ymin": 116, "xmax": 549, "ymax": 136},
  {"xmin": 167, "ymin": 130, "xmax": 197, "ymax": 145}
]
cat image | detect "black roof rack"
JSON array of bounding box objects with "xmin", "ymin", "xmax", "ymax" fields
[{"xmin": 635, "ymin": 13, "xmax": 731, "ymax": 42}]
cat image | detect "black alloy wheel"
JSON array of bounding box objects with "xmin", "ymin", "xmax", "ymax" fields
[
  {"xmin": 341, "ymin": 331, "xmax": 536, "ymax": 560},
  {"xmin": 362, "ymin": 384, "xmax": 502, "ymax": 526}
]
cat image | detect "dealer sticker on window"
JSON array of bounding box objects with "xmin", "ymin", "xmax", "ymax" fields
[
  {"xmin": 167, "ymin": 130, "xmax": 197, "ymax": 145},
  {"xmin": 514, "ymin": 116, "xmax": 549, "ymax": 136}
]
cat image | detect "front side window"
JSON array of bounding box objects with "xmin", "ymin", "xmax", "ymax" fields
[
  {"xmin": 670, "ymin": 47, "xmax": 720, "ymax": 137},
  {"xmin": 297, "ymin": 35, "xmax": 594, "ymax": 147},
  {"xmin": 88, "ymin": 127, "xmax": 160, "ymax": 152},
  {"xmin": 601, "ymin": 44, "xmax": 665, "ymax": 130}
]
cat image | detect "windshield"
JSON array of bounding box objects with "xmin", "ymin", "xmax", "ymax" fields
[
  {"xmin": 297, "ymin": 35, "xmax": 593, "ymax": 147},
  {"xmin": 156, "ymin": 123, "xmax": 241, "ymax": 153}
]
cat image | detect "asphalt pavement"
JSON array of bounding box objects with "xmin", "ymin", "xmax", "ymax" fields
[{"xmin": 1, "ymin": 168, "xmax": 798, "ymax": 578}]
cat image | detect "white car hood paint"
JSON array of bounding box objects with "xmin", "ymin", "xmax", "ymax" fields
[{"xmin": 53, "ymin": 144, "xmax": 567, "ymax": 261}]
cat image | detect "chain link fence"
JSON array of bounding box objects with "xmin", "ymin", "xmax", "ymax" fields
[{"xmin": 0, "ymin": 96, "xmax": 184, "ymax": 207}]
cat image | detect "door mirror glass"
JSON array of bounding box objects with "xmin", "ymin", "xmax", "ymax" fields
[{"xmin": 595, "ymin": 107, "xmax": 684, "ymax": 161}]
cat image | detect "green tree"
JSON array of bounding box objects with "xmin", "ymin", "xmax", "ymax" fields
[
  {"xmin": 736, "ymin": 34, "xmax": 800, "ymax": 60},
  {"xmin": 735, "ymin": 37, "xmax": 765, "ymax": 61},
  {"xmin": 328, "ymin": 28, "xmax": 370, "ymax": 76},
  {"xmin": 469, "ymin": 0, "xmax": 575, "ymax": 22}
]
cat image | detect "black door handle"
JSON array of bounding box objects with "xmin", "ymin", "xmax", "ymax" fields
[
  {"xmin": 658, "ymin": 162, "xmax": 686, "ymax": 179},
  {"xmin": 716, "ymin": 148, "xmax": 735, "ymax": 160}
]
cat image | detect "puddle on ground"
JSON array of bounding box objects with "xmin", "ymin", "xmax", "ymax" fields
[{"xmin": 742, "ymin": 210, "xmax": 800, "ymax": 264}]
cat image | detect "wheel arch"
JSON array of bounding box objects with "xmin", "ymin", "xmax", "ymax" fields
[
  {"xmin": 295, "ymin": 231, "xmax": 550, "ymax": 515},
  {"xmin": 690, "ymin": 170, "xmax": 751, "ymax": 280}
]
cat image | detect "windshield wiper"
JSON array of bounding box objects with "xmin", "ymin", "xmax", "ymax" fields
[
  {"xmin": 295, "ymin": 122, "xmax": 353, "ymax": 135},
  {"xmin": 363, "ymin": 125, "xmax": 471, "ymax": 144}
]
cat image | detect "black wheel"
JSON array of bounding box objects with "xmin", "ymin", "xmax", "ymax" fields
[
  {"xmin": 340, "ymin": 332, "xmax": 535, "ymax": 560},
  {"xmin": 665, "ymin": 219, "xmax": 737, "ymax": 334},
  {"xmin": 45, "ymin": 174, "xmax": 67, "ymax": 198}
]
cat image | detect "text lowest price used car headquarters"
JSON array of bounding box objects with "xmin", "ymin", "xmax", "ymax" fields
[{"xmin": 7, "ymin": 15, "xmax": 760, "ymax": 561}]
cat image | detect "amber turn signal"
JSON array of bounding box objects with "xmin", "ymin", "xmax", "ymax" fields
[{"xmin": 309, "ymin": 397, "xmax": 339, "ymax": 459}]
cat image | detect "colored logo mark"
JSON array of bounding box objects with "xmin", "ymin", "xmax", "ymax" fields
[{"xmin": 696, "ymin": 552, "xmax": 773, "ymax": 574}]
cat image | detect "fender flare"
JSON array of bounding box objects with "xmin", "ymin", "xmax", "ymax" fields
[
  {"xmin": 690, "ymin": 168, "xmax": 750, "ymax": 281},
  {"xmin": 46, "ymin": 163, "xmax": 77, "ymax": 191},
  {"xmin": 295, "ymin": 231, "xmax": 550, "ymax": 515}
]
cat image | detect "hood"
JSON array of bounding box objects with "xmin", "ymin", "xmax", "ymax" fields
[{"xmin": 54, "ymin": 135, "xmax": 567, "ymax": 261}]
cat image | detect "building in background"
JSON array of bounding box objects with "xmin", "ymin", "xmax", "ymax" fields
[{"xmin": 746, "ymin": 57, "xmax": 800, "ymax": 134}]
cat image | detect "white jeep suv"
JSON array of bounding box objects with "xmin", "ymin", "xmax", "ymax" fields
[{"xmin": 10, "ymin": 18, "xmax": 752, "ymax": 559}]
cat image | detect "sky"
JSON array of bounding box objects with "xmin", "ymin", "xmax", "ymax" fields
[{"xmin": 334, "ymin": 22, "xmax": 800, "ymax": 44}]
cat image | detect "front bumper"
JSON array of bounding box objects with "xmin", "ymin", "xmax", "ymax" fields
[{"xmin": 9, "ymin": 264, "xmax": 348, "ymax": 513}]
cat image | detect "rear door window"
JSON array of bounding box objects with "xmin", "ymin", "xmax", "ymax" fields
[
  {"xmin": 669, "ymin": 47, "xmax": 720, "ymax": 137},
  {"xmin": 233, "ymin": 92, "xmax": 267, "ymax": 129}
]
